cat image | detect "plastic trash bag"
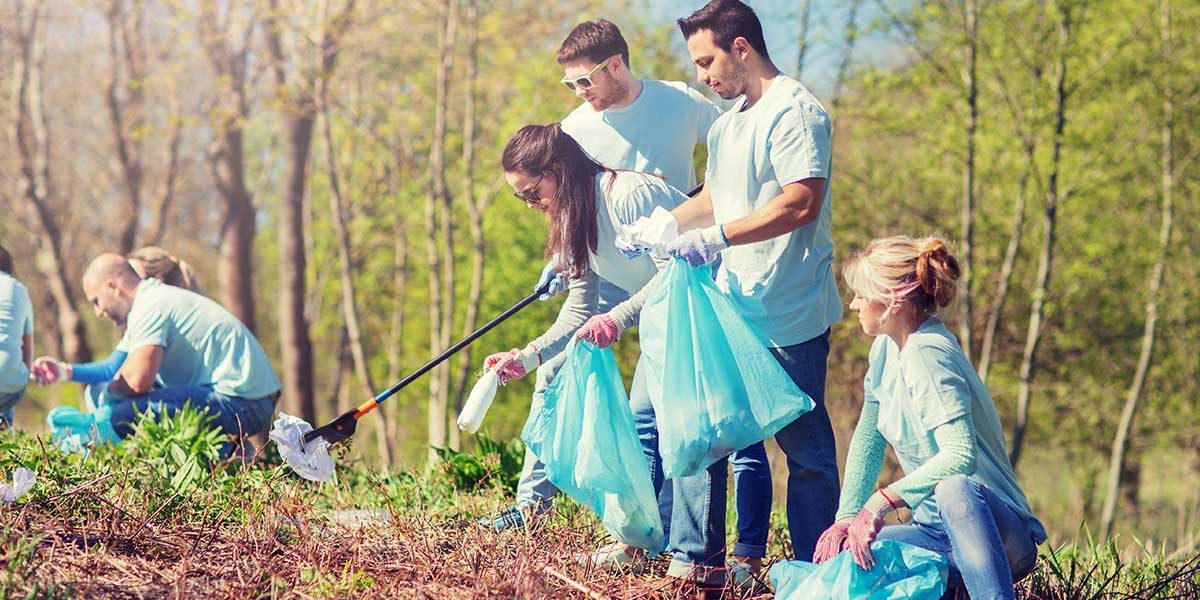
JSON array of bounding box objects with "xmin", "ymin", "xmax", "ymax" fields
[
  {"xmin": 616, "ymin": 206, "xmax": 679, "ymax": 258},
  {"xmin": 639, "ymin": 259, "xmax": 813, "ymax": 478},
  {"xmin": 269, "ymin": 413, "xmax": 336, "ymax": 483},
  {"xmin": 47, "ymin": 403, "xmax": 120, "ymax": 454},
  {"xmin": 1, "ymin": 467, "xmax": 36, "ymax": 503},
  {"xmin": 770, "ymin": 539, "xmax": 949, "ymax": 600},
  {"xmin": 521, "ymin": 340, "xmax": 665, "ymax": 554}
]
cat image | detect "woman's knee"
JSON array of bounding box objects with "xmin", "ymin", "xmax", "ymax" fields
[{"xmin": 934, "ymin": 475, "xmax": 981, "ymax": 518}]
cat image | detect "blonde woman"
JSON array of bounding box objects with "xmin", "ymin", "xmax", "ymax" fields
[
  {"xmin": 813, "ymin": 236, "xmax": 1045, "ymax": 600},
  {"xmin": 31, "ymin": 247, "xmax": 202, "ymax": 387}
]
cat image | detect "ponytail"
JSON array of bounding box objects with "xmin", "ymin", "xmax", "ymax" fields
[{"xmin": 843, "ymin": 234, "xmax": 961, "ymax": 319}]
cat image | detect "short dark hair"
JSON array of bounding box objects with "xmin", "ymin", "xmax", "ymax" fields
[
  {"xmin": 0, "ymin": 245, "xmax": 12, "ymax": 274},
  {"xmin": 677, "ymin": 0, "xmax": 771, "ymax": 60},
  {"xmin": 557, "ymin": 19, "xmax": 630, "ymax": 69}
]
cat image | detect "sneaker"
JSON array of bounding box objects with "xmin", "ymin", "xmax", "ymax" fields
[
  {"xmin": 727, "ymin": 559, "xmax": 772, "ymax": 597},
  {"xmin": 666, "ymin": 558, "xmax": 727, "ymax": 588},
  {"xmin": 480, "ymin": 505, "xmax": 526, "ymax": 532},
  {"xmin": 577, "ymin": 542, "xmax": 645, "ymax": 573}
]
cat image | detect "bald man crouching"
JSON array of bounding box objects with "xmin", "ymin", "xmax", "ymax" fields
[{"xmin": 81, "ymin": 253, "xmax": 280, "ymax": 446}]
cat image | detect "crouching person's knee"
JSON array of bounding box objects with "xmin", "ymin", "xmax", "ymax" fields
[{"xmin": 933, "ymin": 474, "xmax": 980, "ymax": 520}]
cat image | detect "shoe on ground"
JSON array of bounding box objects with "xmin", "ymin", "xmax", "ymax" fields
[
  {"xmin": 577, "ymin": 542, "xmax": 646, "ymax": 573},
  {"xmin": 480, "ymin": 505, "xmax": 527, "ymax": 532},
  {"xmin": 666, "ymin": 557, "xmax": 727, "ymax": 588},
  {"xmin": 727, "ymin": 559, "xmax": 772, "ymax": 597}
]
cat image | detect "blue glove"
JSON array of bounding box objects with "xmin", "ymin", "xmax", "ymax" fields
[
  {"xmin": 535, "ymin": 255, "xmax": 567, "ymax": 301},
  {"xmin": 666, "ymin": 225, "xmax": 729, "ymax": 266},
  {"xmin": 615, "ymin": 237, "xmax": 651, "ymax": 259}
]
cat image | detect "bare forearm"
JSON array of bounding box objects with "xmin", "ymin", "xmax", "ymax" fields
[
  {"xmin": 721, "ymin": 179, "xmax": 824, "ymax": 246},
  {"xmin": 21, "ymin": 334, "xmax": 32, "ymax": 369},
  {"xmin": 671, "ymin": 186, "xmax": 715, "ymax": 232}
]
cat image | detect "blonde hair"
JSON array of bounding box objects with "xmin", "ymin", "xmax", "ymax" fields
[
  {"xmin": 126, "ymin": 246, "xmax": 203, "ymax": 294},
  {"xmin": 843, "ymin": 235, "xmax": 961, "ymax": 319}
]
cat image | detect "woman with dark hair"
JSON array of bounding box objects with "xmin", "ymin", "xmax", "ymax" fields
[
  {"xmin": 482, "ymin": 123, "xmax": 687, "ymax": 565},
  {"xmin": 0, "ymin": 245, "xmax": 34, "ymax": 427}
]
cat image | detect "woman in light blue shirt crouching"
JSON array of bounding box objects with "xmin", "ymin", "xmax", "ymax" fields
[{"xmin": 814, "ymin": 235, "xmax": 1046, "ymax": 600}]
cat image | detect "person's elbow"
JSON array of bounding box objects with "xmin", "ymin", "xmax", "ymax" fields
[
  {"xmin": 123, "ymin": 372, "xmax": 156, "ymax": 395},
  {"xmin": 778, "ymin": 178, "xmax": 825, "ymax": 229}
]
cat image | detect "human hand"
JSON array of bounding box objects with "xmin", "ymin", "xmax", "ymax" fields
[
  {"xmin": 482, "ymin": 346, "xmax": 540, "ymax": 384},
  {"xmin": 535, "ymin": 255, "xmax": 567, "ymax": 301},
  {"xmin": 31, "ymin": 356, "xmax": 69, "ymax": 386},
  {"xmin": 576, "ymin": 314, "xmax": 621, "ymax": 349},
  {"xmin": 665, "ymin": 225, "xmax": 728, "ymax": 266},
  {"xmin": 845, "ymin": 489, "xmax": 903, "ymax": 570},
  {"xmin": 813, "ymin": 519, "xmax": 853, "ymax": 563}
]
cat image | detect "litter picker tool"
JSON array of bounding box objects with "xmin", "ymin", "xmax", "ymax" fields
[{"xmin": 303, "ymin": 279, "xmax": 553, "ymax": 445}]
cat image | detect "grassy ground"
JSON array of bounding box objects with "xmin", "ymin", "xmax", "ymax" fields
[{"xmin": 0, "ymin": 412, "xmax": 1197, "ymax": 599}]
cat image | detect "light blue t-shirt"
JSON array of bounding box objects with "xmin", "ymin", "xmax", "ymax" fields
[
  {"xmin": 590, "ymin": 170, "xmax": 688, "ymax": 293},
  {"xmin": 0, "ymin": 273, "xmax": 34, "ymax": 393},
  {"xmin": 123, "ymin": 278, "xmax": 280, "ymax": 399},
  {"xmin": 865, "ymin": 317, "xmax": 1047, "ymax": 543},
  {"xmin": 706, "ymin": 74, "xmax": 842, "ymax": 347},
  {"xmin": 562, "ymin": 79, "xmax": 721, "ymax": 191}
]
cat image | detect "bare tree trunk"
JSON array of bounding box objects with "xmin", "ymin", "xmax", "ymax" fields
[
  {"xmin": 979, "ymin": 108, "xmax": 1036, "ymax": 382},
  {"xmin": 958, "ymin": 0, "xmax": 978, "ymax": 361},
  {"xmin": 145, "ymin": 88, "xmax": 184, "ymax": 247},
  {"xmin": 1011, "ymin": 4, "xmax": 1073, "ymax": 468},
  {"xmin": 104, "ymin": 0, "xmax": 147, "ymax": 255},
  {"xmin": 322, "ymin": 102, "xmax": 391, "ymax": 462},
  {"xmin": 831, "ymin": 0, "xmax": 861, "ymax": 112},
  {"xmin": 426, "ymin": 0, "xmax": 457, "ymax": 461},
  {"xmin": 264, "ymin": 0, "xmax": 355, "ymax": 423},
  {"xmin": 1100, "ymin": 0, "xmax": 1174, "ymax": 539},
  {"xmin": 796, "ymin": 0, "xmax": 812, "ymax": 79},
  {"xmin": 197, "ymin": 2, "xmax": 258, "ymax": 330},
  {"xmin": 10, "ymin": 0, "xmax": 92, "ymax": 363},
  {"xmin": 387, "ymin": 220, "xmax": 408, "ymax": 384}
]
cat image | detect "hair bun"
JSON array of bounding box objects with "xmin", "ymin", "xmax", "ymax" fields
[{"xmin": 915, "ymin": 237, "xmax": 959, "ymax": 308}]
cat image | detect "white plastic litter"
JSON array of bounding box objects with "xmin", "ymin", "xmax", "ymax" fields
[
  {"xmin": 1, "ymin": 467, "xmax": 36, "ymax": 503},
  {"xmin": 269, "ymin": 413, "xmax": 336, "ymax": 483},
  {"xmin": 457, "ymin": 370, "xmax": 499, "ymax": 433},
  {"xmin": 616, "ymin": 206, "xmax": 680, "ymax": 256}
]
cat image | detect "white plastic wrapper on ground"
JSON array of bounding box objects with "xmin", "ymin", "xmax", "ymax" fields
[
  {"xmin": 1, "ymin": 467, "xmax": 36, "ymax": 503},
  {"xmin": 616, "ymin": 206, "xmax": 679, "ymax": 257},
  {"xmin": 269, "ymin": 413, "xmax": 336, "ymax": 483}
]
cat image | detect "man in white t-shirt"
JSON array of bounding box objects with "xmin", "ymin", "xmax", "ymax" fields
[
  {"xmin": 0, "ymin": 246, "xmax": 33, "ymax": 427},
  {"xmin": 493, "ymin": 18, "xmax": 775, "ymax": 577},
  {"xmin": 658, "ymin": 0, "xmax": 843, "ymax": 585}
]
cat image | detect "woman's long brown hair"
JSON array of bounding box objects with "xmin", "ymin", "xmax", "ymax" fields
[{"xmin": 501, "ymin": 123, "xmax": 608, "ymax": 279}]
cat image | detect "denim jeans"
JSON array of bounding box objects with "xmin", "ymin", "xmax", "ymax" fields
[
  {"xmin": 669, "ymin": 329, "xmax": 839, "ymax": 573},
  {"xmin": 88, "ymin": 383, "xmax": 277, "ymax": 440},
  {"xmin": 0, "ymin": 385, "xmax": 25, "ymax": 427},
  {"xmin": 877, "ymin": 475, "xmax": 1040, "ymax": 600}
]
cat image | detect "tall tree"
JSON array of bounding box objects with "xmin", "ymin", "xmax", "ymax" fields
[
  {"xmin": 1011, "ymin": 1, "xmax": 1074, "ymax": 467},
  {"xmin": 10, "ymin": 0, "xmax": 92, "ymax": 363},
  {"xmin": 196, "ymin": 0, "xmax": 258, "ymax": 330},
  {"xmin": 958, "ymin": 0, "xmax": 979, "ymax": 361},
  {"xmin": 426, "ymin": 0, "xmax": 457, "ymax": 460},
  {"xmin": 796, "ymin": 0, "xmax": 812, "ymax": 79},
  {"xmin": 265, "ymin": 0, "xmax": 356, "ymax": 423},
  {"xmin": 104, "ymin": 0, "xmax": 147, "ymax": 254},
  {"xmin": 1100, "ymin": 0, "xmax": 1175, "ymax": 540}
]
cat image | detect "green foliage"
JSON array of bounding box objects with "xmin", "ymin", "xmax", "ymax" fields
[{"xmin": 432, "ymin": 433, "xmax": 525, "ymax": 495}]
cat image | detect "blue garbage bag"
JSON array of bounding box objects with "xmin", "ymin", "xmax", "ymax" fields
[
  {"xmin": 47, "ymin": 403, "xmax": 120, "ymax": 454},
  {"xmin": 770, "ymin": 539, "xmax": 949, "ymax": 600},
  {"xmin": 521, "ymin": 340, "xmax": 665, "ymax": 554},
  {"xmin": 639, "ymin": 259, "xmax": 814, "ymax": 478}
]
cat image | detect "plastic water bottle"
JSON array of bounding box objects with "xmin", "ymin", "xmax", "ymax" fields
[{"xmin": 457, "ymin": 370, "xmax": 499, "ymax": 433}]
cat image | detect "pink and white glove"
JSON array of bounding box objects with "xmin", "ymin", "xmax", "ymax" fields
[
  {"xmin": 846, "ymin": 488, "xmax": 905, "ymax": 570},
  {"xmin": 482, "ymin": 345, "xmax": 541, "ymax": 384},
  {"xmin": 31, "ymin": 356, "xmax": 70, "ymax": 386},
  {"xmin": 812, "ymin": 518, "xmax": 853, "ymax": 563},
  {"xmin": 576, "ymin": 314, "xmax": 621, "ymax": 348}
]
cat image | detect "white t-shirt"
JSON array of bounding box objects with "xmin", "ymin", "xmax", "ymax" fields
[
  {"xmin": 0, "ymin": 273, "xmax": 34, "ymax": 393},
  {"xmin": 706, "ymin": 74, "xmax": 842, "ymax": 347},
  {"xmin": 590, "ymin": 171, "xmax": 688, "ymax": 293},
  {"xmin": 562, "ymin": 79, "xmax": 721, "ymax": 191}
]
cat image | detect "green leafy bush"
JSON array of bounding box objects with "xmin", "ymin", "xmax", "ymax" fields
[{"xmin": 432, "ymin": 434, "xmax": 524, "ymax": 495}]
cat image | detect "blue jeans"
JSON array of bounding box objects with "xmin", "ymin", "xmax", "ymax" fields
[
  {"xmin": 0, "ymin": 385, "xmax": 25, "ymax": 427},
  {"xmin": 877, "ymin": 475, "xmax": 1040, "ymax": 600},
  {"xmin": 669, "ymin": 329, "xmax": 839, "ymax": 571},
  {"xmin": 88, "ymin": 383, "xmax": 277, "ymax": 439}
]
